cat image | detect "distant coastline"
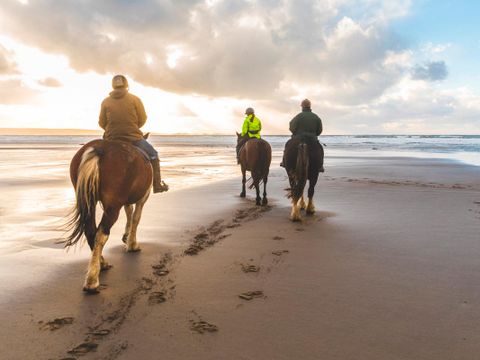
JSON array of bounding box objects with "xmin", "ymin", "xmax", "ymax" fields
[
  {"xmin": 0, "ymin": 128, "xmax": 479, "ymax": 137},
  {"xmin": 0, "ymin": 128, "xmax": 102, "ymax": 136}
]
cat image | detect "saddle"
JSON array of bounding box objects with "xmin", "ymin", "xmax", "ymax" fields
[{"xmin": 133, "ymin": 146, "xmax": 150, "ymax": 162}]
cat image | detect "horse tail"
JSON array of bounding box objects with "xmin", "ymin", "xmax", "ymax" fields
[
  {"xmin": 249, "ymin": 140, "xmax": 269, "ymax": 189},
  {"xmin": 289, "ymin": 143, "xmax": 309, "ymax": 199},
  {"xmin": 64, "ymin": 147, "xmax": 101, "ymax": 247}
]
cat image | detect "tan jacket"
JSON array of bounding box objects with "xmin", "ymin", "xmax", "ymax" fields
[{"xmin": 99, "ymin": 88, "xmax": 147, "ymax": 142}]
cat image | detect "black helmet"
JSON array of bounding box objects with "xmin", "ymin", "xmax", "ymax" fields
[
  {"xmin": 112, "ymin": 74, "xmax": 129, "ymax": 89},
  {"xmin": 245, "ymin": 107, "xmax": 254, "ymax": 115}
]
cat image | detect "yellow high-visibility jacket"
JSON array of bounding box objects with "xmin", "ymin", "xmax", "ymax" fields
[{"xmin": 241, "ymin": 115, "xmax": 262, "ymax": 139}]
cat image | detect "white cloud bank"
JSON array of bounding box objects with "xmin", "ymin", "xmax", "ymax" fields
[{"xmin": 0, "ymin": 0, "xmax": 478, "ymax": 134}]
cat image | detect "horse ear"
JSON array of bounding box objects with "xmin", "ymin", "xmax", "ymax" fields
[
  {"xmin": 236, "ymin": 131, "xmax": 240, "ymax": 137},
  {"xmin": 143, "ymin": 132, "xmax": 150, "ymax": 140}
]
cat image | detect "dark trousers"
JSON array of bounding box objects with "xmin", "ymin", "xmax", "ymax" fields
[{"xmin": 132, "ymin": 139, "xmax": 158, "ymax": 160}]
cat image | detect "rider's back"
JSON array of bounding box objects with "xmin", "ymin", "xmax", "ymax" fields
[
  {"xmin": 289, "ymin": 110, "xmax": 322, "ymax": 137},
  {"xmin": 99, "ymin": 88, "xmax": 146, "ymax": 142}
]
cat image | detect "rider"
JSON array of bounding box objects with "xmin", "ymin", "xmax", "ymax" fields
[
  {"xmin": 236, "ymin": 107, "xmax": 262, "ymax": 163},
  {"xmin": 99, "ymin": 74, "xmax": 169, "ymax": 193},
  {"xmin": 281, "ymin": 99, "xmax": 324, "ymax": 172}
]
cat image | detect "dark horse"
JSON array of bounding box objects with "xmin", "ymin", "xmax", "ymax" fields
[
  {"xmin": 237, "ymin": 133, "xmax": 272, "ymax": 206},
  {"xmin": 284, "ymin": 136, "xmax": 322, "ymax": 221},
  {"xmin": 65, "ymin": 139, "xmax": 152, "ymax": 293}
]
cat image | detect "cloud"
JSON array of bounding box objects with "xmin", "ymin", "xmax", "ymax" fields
[
  {"xmin": 2, "ymin": 0, "xmax": 478, "ymax": 134},
  {"xmin": 176, "ymin": 103, "xmax": 197, "ymax": 117},
  {"xmin": 38, "ymin": 77, "xmax": 62, "ymax": 87},
  {"xmin": 0, "ymin": 0, "xmax": 413, "ymax": 103},
  {"xmin": 412, "ymin": 61, "xmax": 448, "ymax": 81},
  {"xmin": 0, "ymin": 79, "xmax": 37, "ymax": 104},
  {"xmin": 0, "ymin": 44, "xmax": 18, "ymax": 75}
]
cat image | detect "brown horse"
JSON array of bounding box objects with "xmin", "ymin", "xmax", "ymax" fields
[
  {"xmin": 237, "ymin": 133, "xmax": 272, "ymax": 206},
  {"xmin": 284, "ymin": 136, "xmax": 322, "ymax": 221},
  {"xmin": 65, "ymin": 139, "xmax": 153, "ymax": 293}
]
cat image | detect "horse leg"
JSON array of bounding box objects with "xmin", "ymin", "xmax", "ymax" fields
[
  {"xmin": 83, "ymin": 207, "xmax": 120, "ymax": 293},
  {"xmin": 255, "ymin": 182, "xmax": 261, "ymax": 206},
  {"xmin": 290, "ymin": 196, "xmax": 301, "ymax": 222},
  {"xmin": 306, "ymin": 172, "xmax": 319, "ymax": 215},
  {"xmin": 298, "ymin": 195, "xmax": 306, "ymax": 210},
  {"xmin": 125, "ymin": 191, "xmax": 150, "ymax": 252},
  {"xmin": 240, "ymin": 167, "xmax": 246, "ymax": 198},
  {"xmin": 122, "ymin": 204, "xmax": 133, "ymax": 244},
  {"xmin": 261, "ymin": 176, "xmax": 268, "ymax": 206},
  {"xmin": 84, "ymin": 213, "xmax": 113, "ymax": 271}
]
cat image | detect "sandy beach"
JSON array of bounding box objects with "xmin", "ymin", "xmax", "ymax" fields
[{"xmin": 1, "ymin": 148, "xmax": 480, "ymax": 360}]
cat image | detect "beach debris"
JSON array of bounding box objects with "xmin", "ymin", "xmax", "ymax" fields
[
  {"xmin": 239, "ymin": 290, "xmax": 264, "ymax": 301},
  {"xmin": 38, "ymin": 317, "xmax": 74, "ymax": 331},
  {"xmin": 149, "ymin": 291, "xmax": 167, "ymax": 304},
  {"xmin": 241, "ymin": 264, "xmax": 260, "ymax": 273},
  {"xmin": 190, "ymin": 320, "xmax": 218, "ymax": 334},
  {"xmin": 272, "ymin": 250, "xmax": 289, "ymax": 256},
  {"xmin": 67, "ymin": 342, "xmax": 98, "ymax": 355}
]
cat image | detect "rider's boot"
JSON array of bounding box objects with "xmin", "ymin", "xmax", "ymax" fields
[{"xmin": 150, "ymin": 158, "xmax": 169, "ymax": 193}]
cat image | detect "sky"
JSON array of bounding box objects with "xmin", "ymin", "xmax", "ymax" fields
[{"xmin": 0, "ymin": 0, "xmax": 479, "ymax": 135}]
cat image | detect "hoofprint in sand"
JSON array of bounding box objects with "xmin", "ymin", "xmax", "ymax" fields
[{"xmin": 1, "ymin": 157, "xmax": 480, "ymax": 360}]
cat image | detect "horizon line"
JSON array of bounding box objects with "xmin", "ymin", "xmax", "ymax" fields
[{"xmin": 0, "ymin": 128, "xmax": 478, "ymax": 136}]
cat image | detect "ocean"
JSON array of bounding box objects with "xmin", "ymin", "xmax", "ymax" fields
[{"xmin": 1, "ymin": 134, "xmax": 479, "ymax": 163}]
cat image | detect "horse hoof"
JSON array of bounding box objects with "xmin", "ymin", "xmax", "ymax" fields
[
  {"xmin": 83, "ymin": 286, "xmax": 100, "ymax": 294},
  {"xmin": 121, "ymin": 234, "xmax": 128, "ymax": 244},
  {"xmin": 290, "ymin": 216, "xmax": 301, "ymax": 222},
  {"xmin": 240, "ymin": 192, "xmax": 246, "ymax": 198},
  {"xmin": 101, "ymin": 263, "xmax": 113, "ymax": 271},
  {"xmin": 306, "ymin": 209, "xmax": 315, "ymax": 215},
  {"xmin": 262, "ymin": 199, "xmax": 268, "ymax": 206},
  {"xmin": 127, "ymin": 247, "xmax": 141, "ymax": 253}
]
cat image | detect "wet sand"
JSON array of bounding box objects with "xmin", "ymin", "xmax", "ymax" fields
[{"xmin": 1, "ymin": 156, "xmax": 480, "ymax": 360}]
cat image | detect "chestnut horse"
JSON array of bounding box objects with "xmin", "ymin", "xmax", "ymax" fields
[
  {"xmin": 284, "ymin": 136, "xmax": 322, "ymax": 221},
  {"xmin": 237, "ymin": 133, "xmax": 272, "ymax": 205},
  {"xmin": 65, "ymin": 139, "xmax": 152, "ymax": 293}
]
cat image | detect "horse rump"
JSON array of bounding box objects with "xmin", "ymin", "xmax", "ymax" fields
[
  {"xmin": 284, "ymin": 139, "xmax": 309, "ymax": 200},
  {"xmin": 248, "ymin": 139, "xmax": 271, "ymax": 189}
]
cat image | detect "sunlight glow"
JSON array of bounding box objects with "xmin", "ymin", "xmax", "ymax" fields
[{"xmin": 166, "ymin": 46, "xmax": 183, "ymax": 69}]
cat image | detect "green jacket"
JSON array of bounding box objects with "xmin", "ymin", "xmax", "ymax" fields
[
  {"xmin": 241, "ymin": 115, "xmax": 262, "ymax": 139},
  {"xmin": 289, "ymin": 109, "xmax": 322, "ymax": 137},
  {"xmin": 99, "ymin": 88, "xmax": 147, "ymax": 142}
]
